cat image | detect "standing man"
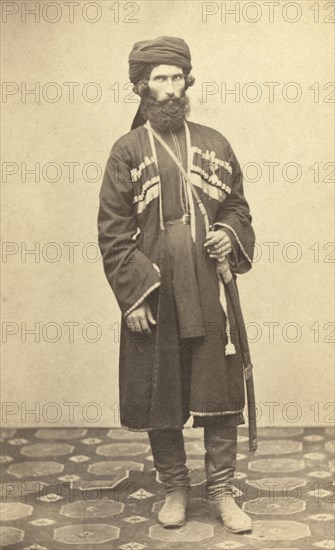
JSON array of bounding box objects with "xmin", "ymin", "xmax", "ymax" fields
[{"xmin": 98, "ymin": 36, "xmax": 255, "ymax": 533}]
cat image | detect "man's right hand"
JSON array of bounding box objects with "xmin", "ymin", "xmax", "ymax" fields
[{"xmin": 126, "ymin": 301, "xmax": 156, "ymax": 334}]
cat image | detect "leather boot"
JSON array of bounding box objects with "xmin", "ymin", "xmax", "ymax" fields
[
  {"xmin": 204, "ymin": 424, "xmax": 252, "ymax": 533},
  {"xmin": 148, "ymin": 429, "xmax": 191, "ymax": 528}
]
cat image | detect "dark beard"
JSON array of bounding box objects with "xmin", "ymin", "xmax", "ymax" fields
[{"xmin": 140, "ymin": 93, "xmax": 190, "ymax": 132}]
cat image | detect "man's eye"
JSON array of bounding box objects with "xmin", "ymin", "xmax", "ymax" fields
[{"xmin": 174, "ymin": 75, "xmax": 183, "ymax": 80}]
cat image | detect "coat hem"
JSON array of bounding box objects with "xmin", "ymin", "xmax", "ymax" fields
[
  {"xmin": 120, "ymin": 424, "xmax": 184, "ymax": 432},
  {"xmin": 120, "ymin": 407, "xmax": 245, "ymax": 432},
  {"xmin": 120, "ymin": 424, "xmax": 150, "ymax": 432},
  {"xmin": 190, "ymin": 408, "xmax": 244, "ymax": 416}
]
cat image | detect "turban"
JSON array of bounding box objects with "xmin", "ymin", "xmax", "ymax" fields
[{"xmin": 129, "ymin": 36, "xmax": 192, "ymax": 85}]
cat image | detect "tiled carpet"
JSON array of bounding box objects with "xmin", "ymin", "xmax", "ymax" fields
[{"xmin": 0, "ymin": 426, "xmax": 334, "ymax": 550}]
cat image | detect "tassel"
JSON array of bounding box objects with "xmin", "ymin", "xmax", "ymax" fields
[
  {"xmin": 225, "ymin": 308, "xmax": 237, "ymax": 356},
  {"xmin": 225, "ymin": 341, "xmax": 236, "ymax": 356}
]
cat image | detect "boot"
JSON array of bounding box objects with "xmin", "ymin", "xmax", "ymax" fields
[
  {"xmin": 204, "ymin": 424, "xmax": 252, "ymax": 533},
  {"xmin": 148, "ymin": 429, "xmax": 191, "ymax": 528}
]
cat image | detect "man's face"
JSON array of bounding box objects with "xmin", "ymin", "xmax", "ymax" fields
[{"xmin": 147, "ymin": 64, "xmax": 185, "ymax": 102}]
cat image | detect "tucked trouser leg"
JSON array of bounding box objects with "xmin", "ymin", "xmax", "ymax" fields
[
  {"xmin": 148, "ymin": 429, "xmax": 191, "ymax": 528},
  {"xmin": 204, "ymin": 423, "xmax": 252, "ymax": 533}
]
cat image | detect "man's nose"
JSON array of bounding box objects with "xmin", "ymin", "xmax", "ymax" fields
[{"xmin": 164, "ymin": 79, "xmax": 176, "ymax": 96}]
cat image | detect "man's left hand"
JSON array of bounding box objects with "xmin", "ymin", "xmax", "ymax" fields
[{"xmin": 204, "ymin": 229, "xmax": 232, "ymax": 262}]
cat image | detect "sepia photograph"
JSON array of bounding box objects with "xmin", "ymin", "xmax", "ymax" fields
[{"xmin": 1, "ymin": 1, "xmax": 334, "ymax": 549}]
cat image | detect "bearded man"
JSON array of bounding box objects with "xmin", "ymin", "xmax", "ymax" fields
[{"xmin": 98, "ymin": 36, "xmax": 255, "ymax": 532}]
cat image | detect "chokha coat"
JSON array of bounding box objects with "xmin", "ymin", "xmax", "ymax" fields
[{"xmin": 98, "ymin": 121, "xmax": 255, "ymax": 431}]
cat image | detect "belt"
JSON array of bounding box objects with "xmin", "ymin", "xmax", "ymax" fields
[{"xmin": 165, "ymin": 214, "xmax": 190, "ymax": 226}]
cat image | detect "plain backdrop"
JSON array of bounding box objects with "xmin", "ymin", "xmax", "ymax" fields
[{"xmin": 1, "ymin": 0, "xmax": 334, "ymax": 428}]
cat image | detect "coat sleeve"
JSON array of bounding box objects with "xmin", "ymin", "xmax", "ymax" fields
[
  {"xmin": 213, "ymin": 144, "xmax": 255, "ymax": 274},
  {"xmin": 98, "ymin": 143, "xmax": 161, "ymax": 317}
]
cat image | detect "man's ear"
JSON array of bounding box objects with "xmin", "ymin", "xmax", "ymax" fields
[
  {"xmin": 185, "ymin": 75, "xmax": 195, "ymax": 90},
  {"xmin": 133, "ymin": 81, "xmax": 149, "ymax": 97}
]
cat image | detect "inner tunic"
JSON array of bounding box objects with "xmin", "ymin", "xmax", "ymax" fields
[{"xmin": 154, "ymin": 126, "xmax": 204, "ymax": 339}]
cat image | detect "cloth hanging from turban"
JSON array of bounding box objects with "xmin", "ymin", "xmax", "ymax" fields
[{"xmin": 129, "ymin": 36, "xmax": 192, "ymax": 85}]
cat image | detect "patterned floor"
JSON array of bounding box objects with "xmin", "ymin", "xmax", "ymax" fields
[{"xmin": 0, "ymin": 426, "xmax": 334, "ymax": 550}]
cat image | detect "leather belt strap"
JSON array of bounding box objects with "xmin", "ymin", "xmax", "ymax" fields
[{"xmin": 165, "ymin": 215, "xmax": 190, "ymax": 226}]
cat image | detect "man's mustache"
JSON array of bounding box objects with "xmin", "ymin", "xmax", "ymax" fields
[
  {"xmin": 157, "ymin": 97, "xmax": 184, "ymax": 115},
  {"xmin": 152, "ymin": 95, "xmax": 184, "ymax": 104}
]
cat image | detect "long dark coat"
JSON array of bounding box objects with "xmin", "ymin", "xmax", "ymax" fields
[{"xmin": 98, "ymin": 121, "xmax": 255, "ymax": 431}]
